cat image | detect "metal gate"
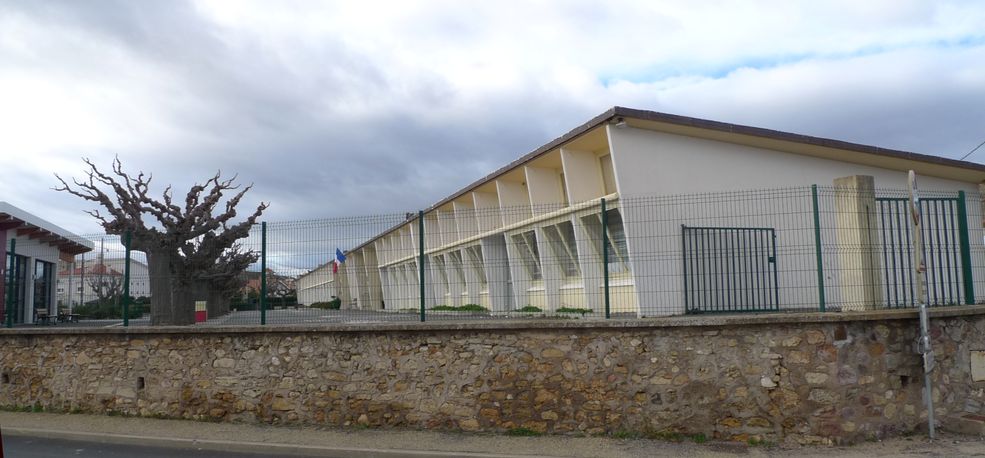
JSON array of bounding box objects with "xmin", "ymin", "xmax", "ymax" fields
[
  {"xmin": 682, "ymin": 226, "xmax": 779, "ymax": 313},
  {"xmin": 876, "ymin": 197, "xmax": 970, "ymax": 307}
]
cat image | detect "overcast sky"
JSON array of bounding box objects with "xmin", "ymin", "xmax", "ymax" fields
[{"xmin": 2, "ymin": 0, "xmax": 984, "ymax": 236}]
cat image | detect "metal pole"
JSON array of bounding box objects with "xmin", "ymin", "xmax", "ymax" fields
[
  {"xmin": 260, "ymin": 222, "xmax": 267, "ymax": 325},
  {"xmin": 601, "ymin": 198, "xmax": 610, "ymax": 319},
  {"xmin": 99, "ymin": 238, "xmax": 104, "ymax": 304},
  {"xmin": 811, "ymin": 185, "xmax": 826, "ymax": 312},
  {"xmin": 418, "ymin": 210, "xmax": 426, "ymax": 322},
  {"xmin": 78, "ymin": 252, "xmax": 85, "ymax": 311},
  {"xmin": 956, "ymin": 191, "xmax": 975, "ymax": 305},
  {"xmin": 66, "ymin": 259, "xmax": 74, "ymax": 315},
  {"xmin": 908, "ymin": 170, "xmax": 936, "ymax": 440},
  {"xmin": 122, "ymin": 231, "xmax": 132, "ymax": 327},
  {"xmin": 5, "ymin": 239, "xmax": 15, "ymax": 328}
]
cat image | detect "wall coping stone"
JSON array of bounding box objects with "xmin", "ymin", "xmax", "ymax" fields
[{"xmin": 1, "ymin": 305, "xmax": 983, "ymax": 337}]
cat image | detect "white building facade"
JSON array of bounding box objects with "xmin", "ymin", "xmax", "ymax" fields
[
  {"xmin": 297, "ymin": 107, "xmax": 985, "ymax": 316},
  {"xmin": 1, "ymin": 202, "xmax": 92, "ymax": 324},
  {"xmin": 56, "ymin": 258, "xmax": 152, "ymax": 307}
]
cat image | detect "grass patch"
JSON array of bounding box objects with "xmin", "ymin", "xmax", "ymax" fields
[
  {"xmin": 505, "ymin": 427, "xmax": 542, "ymax": 437},
  {"xmin": 430, "ymin": 304, "xmax": 488, "ymax": 312},
  {"xmin": 747, "ymin": 437, "xmax": 775, "ymax": 447},
  {"xmin": 641, "ymin": 429, "xmax": 707, "ymax": 444},
  {"xmin": 556, "ymin": 307, "xmax": 592, "ymax": 316},
  {"xmin": 515, "ymin": 306, "xmax": 542, "ymax": 313},
  {"xmin": 612, "ymin": 430, "xmax": 640, "ymax": 439},
  {"xmin": 0, "ymin": 405, "xmax": 33, "ymax": 413},
  {"xmin": 645, "ymin": 430, "xmax": 684, "ymax": 442}
]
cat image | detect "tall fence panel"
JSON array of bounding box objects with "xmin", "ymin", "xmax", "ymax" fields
[
  {"xmin": 17, "ymin": 186, "xmax": 984, "ymax": 328},
  {"xmin": 876, "ymin": 197, "xmax": 967, "ymax": 307},
  {"xmin": 682, "ymin": 226, "xmax": 779, "ymax": 313}
]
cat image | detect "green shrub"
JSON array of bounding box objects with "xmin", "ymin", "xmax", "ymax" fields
[
  {"xmin": 516, "ymin": 306, "xmax": 542, "ymax": 313},
  {"xmin": 230, "ymin": 301, "xmax": 258, "ymax": 311},
  {"xmin": 556, "ymin": 307, "xmax": 592, "ymax": 316},
  {"xmin": 310, "ymin": 297, "xmax": 341, "ymax": 310},
  {"xmin": 430, "ymin": 304, "xmax": 488, "ymax": 312},
  {"xmin": 73, "ymin": 298, "xmax": 147, "ymax": 319}
]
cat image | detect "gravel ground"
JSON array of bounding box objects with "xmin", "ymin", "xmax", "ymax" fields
[{"xmin": 2, "ymin": 411, "xmax": 984, "ymax": 457}]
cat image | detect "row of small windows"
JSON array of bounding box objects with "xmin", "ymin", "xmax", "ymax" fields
[{"xmin": 422, "ymin": 208, "xmax": 630, "ymax": 289}]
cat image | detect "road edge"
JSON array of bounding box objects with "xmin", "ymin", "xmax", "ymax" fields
[{"xmin": 3, "ymin": 426, "xmax": 556, "ymax": 458}]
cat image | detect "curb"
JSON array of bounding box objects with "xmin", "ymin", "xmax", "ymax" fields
[
  {"xmin": 942, "ymin": 414, "xmax": 985, "ymax": 437},
  {"xmin": 3, "ymin": 427, "xmax": 558, "ymax": 458}
]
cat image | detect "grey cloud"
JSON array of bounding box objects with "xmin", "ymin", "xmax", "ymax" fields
[{"xmin": 4, "ymin": 1, "xmax": 984, "ymax": 238}]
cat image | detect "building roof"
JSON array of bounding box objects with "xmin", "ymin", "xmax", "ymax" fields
[
  {"xmin": 344, "ymin": 106, "xmax": 985, "ymax": 255},
  {"xmin": 431, "ymin": 106, "xmax": 985, "ymax": 211},
  {"xmin": 0, "ymin": 202, "xmax": 93, "ymax": 255}
]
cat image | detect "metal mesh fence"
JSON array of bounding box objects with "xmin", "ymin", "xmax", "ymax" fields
[{"xmin": 6, "ymin": 185, "xmax": 983, "ymax": 328}]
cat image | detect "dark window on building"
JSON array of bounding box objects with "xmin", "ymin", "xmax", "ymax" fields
[
  {"xmin": 4, "ymin": 253, "xmax": 29, "ymax": 323},
  {"xmin": 34, "ymin": 259, "xmax": 54, "ymax": 312}
]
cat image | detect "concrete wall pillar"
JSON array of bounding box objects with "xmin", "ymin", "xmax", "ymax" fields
[
  {"xmin": 834, "ymin": 175, "xmax": 883, "ymax": 311},
  {"xmin": 481, "ymin": 235, "xmax": 513, "ymax": 312}
]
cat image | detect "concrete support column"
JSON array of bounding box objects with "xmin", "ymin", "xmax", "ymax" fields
[
  {"xmin": 481, "ymin": 235, "xmax": 513, "ymax": 312},
  {"xmin": 978, "ymin": 183, "xmax": 985, "ymax": 229},
  {"xmin": 378, "ymin": 267, "xmax": 392, "ymax": 309},
  {"xmin": 834, "ymin": 175, "xmax": 883, "ymax": 311},
  {"xmin": 363, "ymin": 247, "xmax": 382, "ymax": 309},
  {"xmin": 505, "ymin": 235, "xmax": 531, "ymax": 309},
  {"xmin": 462, "ymin": 249, "xmax": 482, "ymax": 306},
  {"xmin": 535, "ymin": 226, "xmax": 562, "ymax": 311}
]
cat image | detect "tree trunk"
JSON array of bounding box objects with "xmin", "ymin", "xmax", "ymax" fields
[
  {"xmin": 147, "ymin": 251, "xmax": 196, "ymax": 326},
  {"xmin": 207, "ymin": 287, "xmax": 230, "ymax": 318},
  {"xmin": 193, "ymin": 279, "xmax": 231, "ymax": 320}
]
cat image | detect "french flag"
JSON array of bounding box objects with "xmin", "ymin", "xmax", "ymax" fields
[{"xmin": 333, "ymin": 248, "xmax": 346, "ymax": 274}]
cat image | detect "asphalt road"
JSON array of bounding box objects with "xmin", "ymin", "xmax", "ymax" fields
[
  {"xmin": 4, "ymin": 410, "xmax": 985, "ymax": 458},
  {"xmin": 2, "ymin": 434, "xmax": 322, "ymax": 458}
]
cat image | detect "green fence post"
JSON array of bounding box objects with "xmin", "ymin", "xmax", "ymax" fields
[
  {"xmin": 5, "ymin": 238, "xmax": 15, "ymax": 328},
  {"xmin": 957, "ymin": 191, "xmax": 975, "ymax": 305},
  {"xmin": 122, "ymin": 231, "xmax": 132, "ymax": 327},
  {"xmin": 260, "ymin": 222, "xmax": 267, "ymax": 325},
  {"xmin": 811, "ymin": 185, "xmax": 826, "ymax": 312},
  {"xmin": 601, "ymin": 198, "xmax": 610, "ymax": 319},
  {"xmin": 419, "ymin": 210, "xmax": 426, "ymax": 322}
]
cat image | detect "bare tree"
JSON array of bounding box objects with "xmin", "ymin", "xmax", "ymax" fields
[
  {"xmin": 87, "ymin": 275, "xmax": 123, "ymax": 305},
  {"xmin": 55, "ymin": 158, "xmax": 267, "ymax": 325}
]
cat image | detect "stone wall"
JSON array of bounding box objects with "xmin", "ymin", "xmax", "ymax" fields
[{"xmin": 1, "ymin": 307, "xmax": 984, "ymax": 445}]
